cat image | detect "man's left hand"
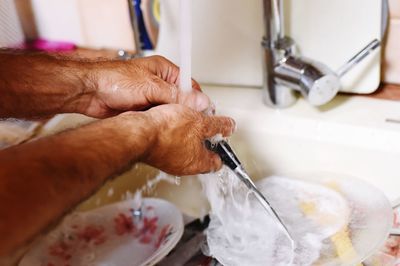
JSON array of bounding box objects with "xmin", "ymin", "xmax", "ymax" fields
[{"xmin": 78, "ymin": 55, "xmax": 211, "ymax": 118}]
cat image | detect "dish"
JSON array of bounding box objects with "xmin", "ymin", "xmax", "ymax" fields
[
  {"xmin": 0, "ymin": 119, "xmax": 40, "ymax": 149},
  {"xmin": 201, "ymin": 170, "xmax": 392, "ymax": 266},
  {"xmin": 257, "ymin": 173, "xmax": 392, "ymax": 265},
  {"xmin": 19, "ymin": 198, "xmax": 184, "ymax": 266}
]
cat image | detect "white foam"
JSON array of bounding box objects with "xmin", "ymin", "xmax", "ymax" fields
[{"xmin": 199, "ymin": 169, "xmax": 350, "ymax": 266}]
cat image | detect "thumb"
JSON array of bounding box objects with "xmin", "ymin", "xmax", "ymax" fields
[{"xmin": 146, "ymin": 76, "xmax": 212, "ymax": 112}]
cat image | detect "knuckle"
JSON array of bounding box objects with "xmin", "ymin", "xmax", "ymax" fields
[
  {"xmin": 152, "ymin": 55, "xmax": 166, "ymax": 63},
  {"xmin": 199, "ymin": 118, "xmax": 211, "ymax": 136},
  {"xmin": 169, "ymin": 85, "xmax": 179, "ymax": 102},
  {"xmin": 147, "ymin": 76, "xmax": 163, "ymax": 93},
  {"xmin": 220, "ymin": 117, "xmax": 235, "ymax": 134},
  {"xmin": 146, "ymin": 82, "xmax": 159, "ymax": 97}
]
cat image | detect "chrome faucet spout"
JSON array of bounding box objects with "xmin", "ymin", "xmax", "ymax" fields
[
  {"xmin": 263, "ymin": 0, "xmax": 283, "ymax": 44},
  {"xmin": 118, "ymin": 0, "xmax": 143, "ymax": 60},
  {"xmin": 262, "ymin": 0, "xmax": 297, "ymax": 108}
]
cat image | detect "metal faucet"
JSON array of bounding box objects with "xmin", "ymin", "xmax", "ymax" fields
[
  {"xmin": 262, "ymin": 0, "xmax": 381, "ymax": 108},
  {"xmin": 118, "ymin": 0, "xmax": 143, "ymax": 60}
]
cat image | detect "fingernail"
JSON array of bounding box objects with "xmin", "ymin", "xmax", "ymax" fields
[{"xmin": 230, "ymin": 119, "xmax": 237, "ymax": 134}]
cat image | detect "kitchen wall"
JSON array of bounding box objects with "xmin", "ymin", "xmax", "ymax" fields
[
  {"xmin": 4, "ymin": 0, "xmax": 137, "ymax": 51},
  {"xmin": 0, "ymin": 0, "xmax": 25, "ymax": 47},
  {"xmin": 2, "ymin": 0, "xmax": 399, "ymax": 86},
  {"xmin": 156, "ymin": 0, "xmax": 381, "ymax": 93},
  {"xmin": 383, "ymin": 0, "xmax": 400, "ymax": 85}
]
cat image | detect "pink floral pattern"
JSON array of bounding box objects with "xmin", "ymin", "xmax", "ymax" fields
[{"xmin": 44, "ymin": 205, "xmax": 174, "ymax": 266}]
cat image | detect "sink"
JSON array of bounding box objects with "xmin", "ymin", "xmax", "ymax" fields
[
  {"xmin": 39, "ymin": 85, "xmax": 400, "ymax": 217},
  {"xmin": 206, "ymin": 86, "xmax": 400, "ymax": 199}
]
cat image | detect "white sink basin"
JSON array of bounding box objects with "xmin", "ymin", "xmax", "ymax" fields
[
  {"xmin": 40, "ymin": 85, "xmax": 400, "ymax": 217},
  {"xmin": 205, "ymin": 86, "xmax": 400, "ymax": 201}
]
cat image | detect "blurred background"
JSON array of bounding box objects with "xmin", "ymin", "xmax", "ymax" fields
[
  {"xmin": 0, "ymin": 0, "xmax": 160, "ymax": 56},
  {"xmin": 0, "ymin": 0, "xmax": 399, "ymax": 85}
]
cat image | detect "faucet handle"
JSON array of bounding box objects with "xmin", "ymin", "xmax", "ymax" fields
[
  {"xmin": 336, "ymin": 39, "xmax": 381, "ymax": 78},
  {"xmin": 274, "ymin": 56, "xmax": 341, "ymax": 106},
  {"xmin": 274, "ymin": 38, "xmax": 381, "ymax": 106},
  {"xmin": 306, "ymin": 38, "xmax": 381, "ymax": 105}
]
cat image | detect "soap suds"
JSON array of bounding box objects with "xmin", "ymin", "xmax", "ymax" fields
[{"xmin": 199, "ymin": 168, "xmax": 350, "ymax": 266}]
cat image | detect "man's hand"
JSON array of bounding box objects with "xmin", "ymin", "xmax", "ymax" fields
[
  {"xmin": 0, "ymin": 52, "xmax": 211, "ymax": 119},
  {"xmin": 140, "ymin": 104, "xmax": 235, "ymax": 175},
  {"xmin": 80, "ymin": 56, "xmax": 212, "ymax": 118},
  {"xmin": 0, "ymin": 104, "xmax": 234, "ymax": 257}
]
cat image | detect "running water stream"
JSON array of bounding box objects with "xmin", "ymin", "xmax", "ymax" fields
[
  {"xmin": 199, "ymin": 169, "xmax": 350, "ymax": 266},
  {"xmin": 179, "ymin": 0, "xmax": 192, "ymax": 92},
  {"xmin": 176, "ymin": 2, "xmax": 350, "ymax": 265}
]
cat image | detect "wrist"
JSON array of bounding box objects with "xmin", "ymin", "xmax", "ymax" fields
[
  {"xmin": 67, "ymin": 60, "xmax": 125, "ymax": 117},
  {"xmin": 61, "ymin": 60, "xmax": 99, "ymax": 114},
  {"xmin": 112, "ymin": 111, "xmax": 158, "ymax": 160}
]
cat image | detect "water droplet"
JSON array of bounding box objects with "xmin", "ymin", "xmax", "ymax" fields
[{"xmin": 107, "ymin": 187, "xmax": 114, "ymax": 197}]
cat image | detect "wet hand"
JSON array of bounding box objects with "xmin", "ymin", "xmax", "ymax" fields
[
  {"xmin": 141, "ymin": 104, "xmax": 235, "ymax": 176},
  {"xmin": 82, "ymin": 56, "xmax": 211, "ymax": 118}
]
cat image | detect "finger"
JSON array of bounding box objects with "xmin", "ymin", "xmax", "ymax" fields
[
  {"xmin": 143, "ymin": 55, "xmax": 181, "ymax": 84},
  {"xmin": 141, "ymin": 55, "xmax": 202, "ymax": 93},
  {"xmin": 202, "ymin": 116, "xmax": 236, "ymax": 138},
  {"xmin": 145, "ymin": 56, "xmax": 202, "ymax": 91},
  {"xmin": 178, "ymin": 89, "xmax": 212, "ymax": 112},
  {"xmin": 203, "ymin": 101, "xmax": 216, "ymax": 116},
  {"xmin": 145, "ymin": 77, "xmax": 209, "ymax": 111},
  {"xmin": 170, "ymin": 69, "xmax": 202, "ymax": 91},
  {"xmin": 145, "ymin": 77, "xmax": 180, "ymax": 105},
  {"xmin": 191, "ymin": 78, "xmax": 201, "ymax": 91},
  {"xmin": 176, "ymin": 75, "xmax": 201, "ymax": 91},
  {"xmin": 187, "ymin": 149, "xmax": 222, "ymax": 174}
]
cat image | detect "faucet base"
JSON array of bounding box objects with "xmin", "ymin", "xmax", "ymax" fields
[{"xmin": 262, "ymin": 83, "xmax": 298, "ymax": 108}]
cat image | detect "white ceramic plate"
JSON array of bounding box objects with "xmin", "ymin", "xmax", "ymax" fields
[
  {"xmin": 19, "ymin": 198, "xmax": 184, "ymax": 266},
  {"xmin": 0, "ymin": 119, "xmax": 40, "ymax": 149},
  {"xmin": 256, "ymin": 173, "xmax": 392, "ymax": 266}
]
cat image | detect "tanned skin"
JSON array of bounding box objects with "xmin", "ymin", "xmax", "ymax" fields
[{"xmin": 0, "ymin": 51, "xmax": 235, "ymax": 259}]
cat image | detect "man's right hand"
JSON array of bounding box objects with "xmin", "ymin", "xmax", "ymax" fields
[
  {"xmin": 129, "ymin": 104, "xmax": 235, "ymax": 175},
  {"xmin": 0, "ymin": 103, "xmax": 234, "ymax": 257}
]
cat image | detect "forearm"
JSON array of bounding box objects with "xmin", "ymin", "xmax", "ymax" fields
[
  {"xmin": 0, "ymin": 111, "xmax": 154, "ymax": 255},
  {"xmin": 0, "ymin": 50, "xmax": 98, "ymax": 118}
]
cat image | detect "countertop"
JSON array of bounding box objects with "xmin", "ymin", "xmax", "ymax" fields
[{"xmin": 368, "ymin": 83, "xmax": 400, "ymax": 100}]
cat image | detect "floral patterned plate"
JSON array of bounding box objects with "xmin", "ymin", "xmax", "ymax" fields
[{"xmin": 19, "ymin": 198, "xmax": 184, "ymax": 266}]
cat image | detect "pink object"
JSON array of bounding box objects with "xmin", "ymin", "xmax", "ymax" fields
[
  {"xmin": 376, "ymin": 207, "xmax": 400, "ymax": 265},
  {"xmin": 27, "ymin": 38, "xmax": 76, "ymax": 52}
]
